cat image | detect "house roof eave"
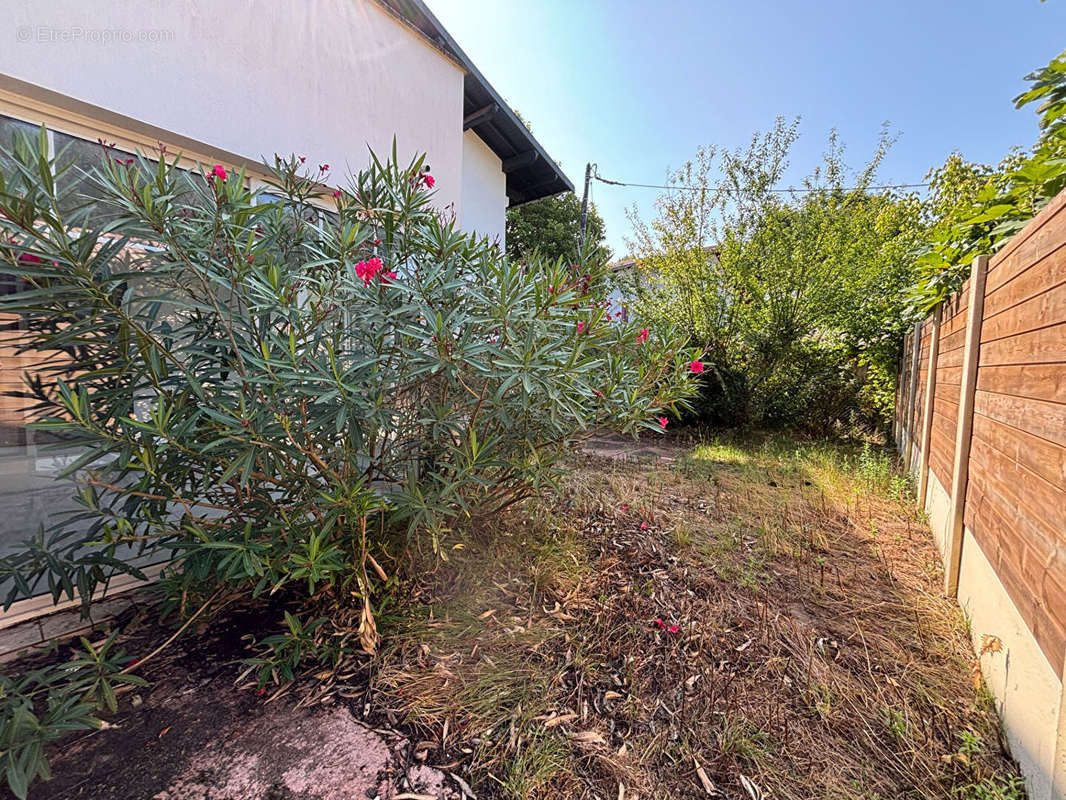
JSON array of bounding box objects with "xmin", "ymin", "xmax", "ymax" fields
[{"xmin": 373, "ymin": 0, "xmax": 575, "ymax": 206}]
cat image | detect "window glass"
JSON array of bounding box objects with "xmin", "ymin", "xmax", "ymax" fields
[
  {"xmin": 0, "ymin": 121, "xmax": 171, "ymax": 592},
  {"xmin": 51, "ymin": 130, "xmax": 136, "ymax": 224}
]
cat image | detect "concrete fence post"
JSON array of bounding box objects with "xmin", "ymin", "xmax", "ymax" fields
[
  {"xmin": 902, "ymin": 320, "xmax": 922, "ymax": 471},
  {"xmin": 944, "ymin": 255, "xmax": 989, "ymax": 597},
  {"xmin": 917, "ymin": 306, "xmax": 942, "ymax": 507},
  {"xmin": 895, "ymin": 333, "xmax": 911, "ymax": 449}
]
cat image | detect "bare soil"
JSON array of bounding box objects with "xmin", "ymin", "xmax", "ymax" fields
[{"xmin": 6, "ymin": 605, "xmax": 454, "ymax": 800}]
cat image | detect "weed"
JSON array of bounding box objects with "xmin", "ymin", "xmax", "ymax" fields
[
  {"xmin": 882, "ymin": 705, "xmax": 909, "ymax": 743},
  {"xmin": 673, "ymin": 521, "xmax": 694, "ymax": 548},
  {"xmin": 959, "ymin": 776, "xmax": 1028, "ymax": 800},
  {"xmin": 491, "ymin": 731, "xmax": 570, "ymax": 799},
  {"xmin": 716, "ymin": 716, "xmax": 772, "ymax": 764}
]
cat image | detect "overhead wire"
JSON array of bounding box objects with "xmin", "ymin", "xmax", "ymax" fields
[{"xmin": 593, "ymin": 173, "xmax": 929, "ymax": 193}]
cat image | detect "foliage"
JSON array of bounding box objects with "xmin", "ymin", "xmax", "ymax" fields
[
  {"xmin": 0, "ymin": 130, "xmax": 698, "ymax": 796},
  {"xmin": 506, "ymin": 191, "xmax": 611, "ymax": 264},
  {"xmin": 914, "ymin": 48, "xmax": 1066, "ymax": 308},
  {"xmin": 626, "ymin": 118, "xmax": 924, "ymax": 431},
  {"xmin": 0, "ymin": 631, "xmax": 146, "ymax": 799}
]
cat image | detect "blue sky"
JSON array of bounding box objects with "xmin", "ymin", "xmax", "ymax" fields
[{"xmin": 426, "ymin": 0, "xmax": 1066, "ymax": 258}]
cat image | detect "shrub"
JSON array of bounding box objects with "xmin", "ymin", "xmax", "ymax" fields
[
  {"xmin": 0, "ymin": 130, "xmax": 699, "ymax": 796},
  {"xmin": 626, "ymin": 120, "xmax": 924, "ymax": 434}
]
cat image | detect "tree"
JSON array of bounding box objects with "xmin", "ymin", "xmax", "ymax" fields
[
  {"xmin": 506, "ymin": 192, "xmax": 610, "ymax": 264},
  {"xmin": 914, "ymin": 48, "xmax": 1066, "ymax": 308},
  {"xmin": 627, "ymin": 118, "xmax": 924, "ymax": 430}
]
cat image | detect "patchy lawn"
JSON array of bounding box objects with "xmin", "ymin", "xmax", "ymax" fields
[
  {"xmin": 370, "ymin": 434, "xmax": 1023, "ymax": 799},
  {"xmin": 9, "ymin": 434, "xmax": 1023, "ymax": 800}
]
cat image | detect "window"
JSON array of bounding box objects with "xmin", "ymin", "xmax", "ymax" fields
[{"xmin": 0, "ymin": 116, "xmax": 169, "ymax": 585}]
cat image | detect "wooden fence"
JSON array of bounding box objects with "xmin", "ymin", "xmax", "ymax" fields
[{"xmin": 895, "ymin": 190, "xmax": 1066, "ymax": 800}]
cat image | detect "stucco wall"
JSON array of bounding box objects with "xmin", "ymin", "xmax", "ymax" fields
[
  {"xmin": 460, "ymin": 129, "xmax": 507, "ymax": 246},
  {"xmin": 0, "ymin": 0, "xmax": 465, "ymax": 209}
]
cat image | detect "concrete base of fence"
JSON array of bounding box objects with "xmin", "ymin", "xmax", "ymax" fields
[
  {"xmin": 957, "ymin": 527, "xmax": 1063, "ymax": 800},
  {"xmin": 917, "ymin": 465, "xmax": 1062, "ymax": 799},
  {"xmin": 923, "ymin": 471, "xmax": 952, "ymax": 565}
]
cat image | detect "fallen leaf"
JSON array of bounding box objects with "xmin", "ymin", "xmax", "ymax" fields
[
  {"xmin": 449, "ymin": 771, "xmax": 476, "ymax": 799},
  {"xmin": 740, "ymin": 774, "xmax": 764, "ymax": 800},
  {"xmin": 693, "ymin": 760, "xmax": 723, "ymax": 798},
  {"xmin": 542, "ymin": 712, "xmax": 578, "ymax": 728},
  {"xmin": 570, "ymin": 729, "xmax": 606, "ymax": 745},
  {"xmin": 979, "ymin": 634, "xmax": 1003, "ymax": 656}
]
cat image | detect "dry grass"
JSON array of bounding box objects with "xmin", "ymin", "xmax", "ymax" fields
[{"xmin": 369, "ymin": 433, "xmax": 1025, "ymax": 800}]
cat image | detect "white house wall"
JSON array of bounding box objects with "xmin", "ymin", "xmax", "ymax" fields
[
  {"xmin": 460, "ymin": 129, "xmax": 507, "ymax": 246},
  {"xmin": 0, "ymin": 0, "xmax": 465, "ymax": 210}
]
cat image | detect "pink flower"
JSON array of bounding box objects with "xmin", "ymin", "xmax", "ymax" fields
[
  {"xmin": 423, "ymin": 174, "xmax": 435, "ymax": 188},
  {"xmin": 210, "ymin": 164, "xmax": 227, "ymax": 181},
  {"xmin": 640, "ymin": 521, "xmax": 648, "ymax": 530},
  {"xmin": 332, "ymin": 190, "xmax": 342, "ymax": 200},
  {"xmin": 355, "ymin": 257, "xmax": 384, "ymax": 285},
  {"xmin": 654, "ymin": 618, "xmax": 666, "ymax": 630},
  {"xmin": 636, "ymin": 328, "xmax": 649, "ymax": 344},
  {"xmin": 620, "ymin": 505, "xmax": 628, "ymax": 511},
  {"xmin": 690, "ymin": 360, "xmax": 705, "ymax": 374},
  {"xmin": 658, "ymin": 416, "xmax": 668, "ymax": 429},
  {"xmin": 667, "ymin": 624, "xmax": 680, "ymax": 634},
  {"xmin": 577, "ymin": 321, "xmax": 586, "ymax": 334},
  {"xmin": 299, "ymin": 156, "xmax": 306, "ymax": 164},
  {"xmin": 548, "ymin": 286, "xmax": 554, "ymax": 293},
  {"xmin": 381, "ymin": 271, "xmax": 397, "ymax": 284},
  {"xmin": 319, "ymin": 163, "xmax": 330, "ymax": 172}
]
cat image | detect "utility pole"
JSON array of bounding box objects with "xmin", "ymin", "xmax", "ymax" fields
[{"xmin": 578, "ymin": 162, "xmax": 592, "ymax": 253}]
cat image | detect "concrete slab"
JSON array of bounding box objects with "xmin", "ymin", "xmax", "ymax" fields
[{"xmin": 153, "ymin": 704, "xmax": 454, "ymax": 800}]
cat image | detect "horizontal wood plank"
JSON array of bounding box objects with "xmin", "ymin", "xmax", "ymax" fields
[
  {"xmin": 982, "ymin": 278, "xmax": 1066, "ymax": 344},
  {"xmin": 979, "ymin": 321, "xmax": 1066, "ymax": 366},
  {"xmin": 974, "ymin": 389, "xmax": 1066, "ymax": 449},
  {"xmin": 976, "ymin": 363, "xmax": 1066, "ymax": 404},
  {"xmin": 983, "ymin": 241, "xmax": 1066, "ymax": 320}
]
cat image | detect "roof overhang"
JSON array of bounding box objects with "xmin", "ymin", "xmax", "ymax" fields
[{"xmin": 374, "ymin": 0, "xmax": 575, "ymax": 207}]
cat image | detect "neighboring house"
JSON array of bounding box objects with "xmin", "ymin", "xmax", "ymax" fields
[
  {"xmin": 606, "ymin": 246, "xmax": 720, "ymax": 322},
  {"xmin": 606, "ymin": 257, "xmax": 639, "ymax": 322},
  {"xmin": 0, "ymin": 0, "xmax": 571, "ymax": 633}
]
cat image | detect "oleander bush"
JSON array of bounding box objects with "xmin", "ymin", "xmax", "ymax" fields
[{"xmin": 0, "ymin": 129, "xmax": 699, "ymax": 796}]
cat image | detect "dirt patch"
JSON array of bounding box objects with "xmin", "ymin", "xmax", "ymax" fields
[
  {"xmin": 6, "ymin": 605, "xmax": 457, "ymax": 800},
  {"xmin": 583, "ymin": 431, "xmax": 692, "ymax": 462}
]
